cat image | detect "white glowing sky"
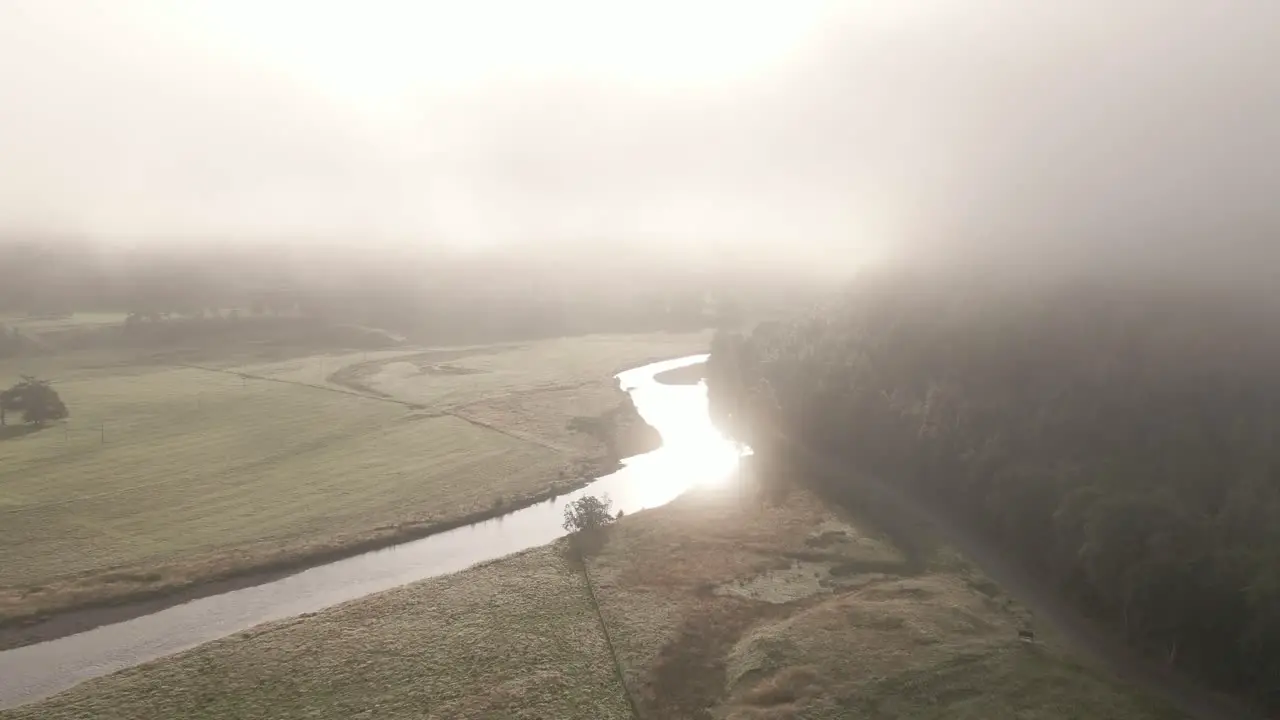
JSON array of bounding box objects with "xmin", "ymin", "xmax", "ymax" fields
[
  {"xmin": 170, "ymin": 1, "xmax": 838, "ymax": 97},
  {"xmin": 2, "ymin": 1, "xmax": 1279, "ymax": 277}
]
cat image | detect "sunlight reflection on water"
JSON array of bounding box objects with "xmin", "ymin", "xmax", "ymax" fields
[{"xmin": 611, "ymin": 354, "xmax": 744, "ymax": 508}]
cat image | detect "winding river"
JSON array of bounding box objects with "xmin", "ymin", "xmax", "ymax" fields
[{"xmin": 0, "ymin": 354, "xmax": 738, "ymax": 709}]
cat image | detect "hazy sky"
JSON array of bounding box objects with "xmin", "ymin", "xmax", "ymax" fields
[{"xmin": 2, "ymin": 1, "xmax": 1278, "ymax": 274}]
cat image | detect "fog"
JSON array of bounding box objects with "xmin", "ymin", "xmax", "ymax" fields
[{"xmin": 2, "ymin": 1, "xmax": 1278, "ymax": 280}]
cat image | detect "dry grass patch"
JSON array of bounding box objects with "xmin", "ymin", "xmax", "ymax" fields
[
  {"xmin": 0, "ymin": 545, "xmax": 632, "ymax": 720},
  {"xmin": 586, "ymin": 488, "xmax": 1181, "ymax": 720},
  {"xmin": 586, "ymin": 490, "xmax": 890, "ymax": 719},
  {"xmin": 720, "ymin": 576, "xmax": 1014, "ymax": 716}
]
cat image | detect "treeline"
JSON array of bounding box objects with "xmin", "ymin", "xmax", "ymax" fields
[
  {"xmin": 706, "ymin": 274, "xmax": 1280, "ymax": 712},
  {"xmin": 0, "ymin": 237, "xmax": 821, "ymax": 350}
]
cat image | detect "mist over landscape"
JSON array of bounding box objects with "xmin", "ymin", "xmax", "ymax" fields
[
  {"xmin": 3, "ymin": 1, "xmax": 1278, "ymax": 282},
  {"xmin": 2, "ymin": 2, "xmax": 1280, "ymax": 719}
]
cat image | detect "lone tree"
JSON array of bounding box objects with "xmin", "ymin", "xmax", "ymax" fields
[
  {"xmin": 1, "ymin": 376, "xmax": 69, "ymax": 426},
  {"xmin": 562, "ymin": 494, "xmax": 616, "ymax": 534}
]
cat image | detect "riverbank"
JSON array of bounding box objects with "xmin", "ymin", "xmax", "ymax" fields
[
  {"xmin": 3, "ymin": 481, "xmax": 1183, "ymax": 719},
  {"xmin": 652, "ymin": 360, "xmax": 706, "ymax": 386},
  {"xmin": 0, "ymin": 462, "xmax": 613, "ymax": 651},
  {"xmin": 0, "ymin": 362, "xmax": 669, "ymax": 651}
]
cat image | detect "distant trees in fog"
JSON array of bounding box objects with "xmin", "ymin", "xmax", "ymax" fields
[{"xmin": 0, "ymin": 238, "xmax": 821, "ymax": 350}]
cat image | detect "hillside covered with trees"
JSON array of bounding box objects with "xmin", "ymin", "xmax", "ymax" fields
[{"xmin": 706, "ymin": 274, "xmax": 1280, "ymax": 713}]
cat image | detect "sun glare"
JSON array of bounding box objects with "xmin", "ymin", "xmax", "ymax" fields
[
  {"xmin": 615, "ymin": 355, "xmax": 745, "ymax": 511},
  {"xmin": 173, "ymin": 0, "xmax": 836, "ymax": 101}
]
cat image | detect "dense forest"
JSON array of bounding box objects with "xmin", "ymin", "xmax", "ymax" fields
[{"xmin": 706, "ymin": 273, "xmax": 1280, "ymax": 713}]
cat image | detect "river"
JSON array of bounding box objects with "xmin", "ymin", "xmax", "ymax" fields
[{"xmin": 0, "ymin": 354, "xmax": 739, "ymax": 709}]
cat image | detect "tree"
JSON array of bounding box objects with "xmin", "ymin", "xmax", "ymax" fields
[
  {"xmin": 703, "ymin": 274, "xmax": 1280, "ymax": 712},
  {"xmin": 1, "ymin": 376, "xmax": 68, "ymax": 426},
  {"xmin": 562, "ymin": 494, "xmax": 615, "ymax": 534}
]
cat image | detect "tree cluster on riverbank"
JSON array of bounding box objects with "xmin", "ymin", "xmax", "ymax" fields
[{"xmin": 705, "ymin": 274, "xmax": 1280, "ymax": 713}]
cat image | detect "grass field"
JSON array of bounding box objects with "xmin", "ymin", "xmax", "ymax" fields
[
  {"xmin": 0, "ymin": 313, "xmax": 130, "ymax": 334},
  {"xmin": 0, "ymin": 332, "xmax": 708, "ymax": 627},
  {"xmin": 6, "ymin": 481, "xmax": 1185, "ymax": 719},
  {"xmin": 0, "ymin": 546, "xmax": 631, "ymax": 720}
]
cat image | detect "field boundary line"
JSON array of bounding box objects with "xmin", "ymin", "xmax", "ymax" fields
[
  {"xmin": 445, "ymin": 410, "xmax": 569, "ymax": 454},
  {"xmin": 175, "ymin": 363, "xmax": 428, "ymax": 410},
  {"xmin": 578, "ymin": 547, "xmax": 641, "ymax": 720}
]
